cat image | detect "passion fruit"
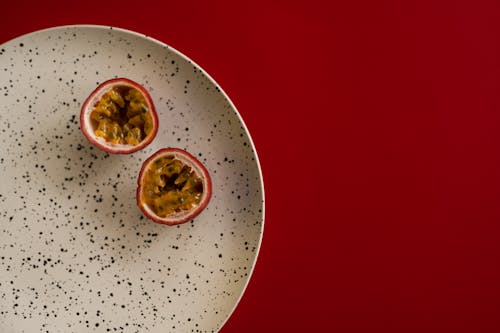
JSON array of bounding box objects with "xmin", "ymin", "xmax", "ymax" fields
[
  {"xmin": 137, "ymin": 148, "xmax": 212, "ymax": 226},
  {"xmin": 80, "ymin": 78, "xmax": 158, "ymax": 154}
]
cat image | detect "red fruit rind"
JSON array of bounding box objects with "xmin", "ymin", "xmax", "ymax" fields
[
  {"xmin": 137, "ymin": 148, "xmax": 212, "ymax": 226},
  {"xmin": 80, "ymin": 78, "xmax": 158, "ymax": 154}
]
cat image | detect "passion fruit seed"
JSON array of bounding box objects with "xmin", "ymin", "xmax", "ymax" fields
[
  {"xmin": 90, "ymin": 86, "xmax": 154, "ymax": 146},
  {"xmin": 141, "ymin": 156, "xmax": 204, "ymax": 217}
]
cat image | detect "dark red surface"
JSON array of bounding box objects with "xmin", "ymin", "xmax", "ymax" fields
[{"xmin": 2, "ymin": 1, "xmax": 500, "ymax": 332}]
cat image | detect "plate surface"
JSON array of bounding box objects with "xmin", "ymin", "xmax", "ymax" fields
[{"xmin": 0, "ymin": 25, "xmax": 264, "ymax": 333}]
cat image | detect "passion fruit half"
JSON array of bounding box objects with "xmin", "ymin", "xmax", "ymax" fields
[
  {"xmin": 137, "ymin": 148, "xmax": 212, "ymax": 226},
  {"xmin": 80, "ymin": 78, "xmax": 158, "ymax": 154}
]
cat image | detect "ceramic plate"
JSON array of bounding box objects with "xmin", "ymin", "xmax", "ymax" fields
[{"xmin": 0, "ymin": 25, "xmax": 264, "ymax": 333}]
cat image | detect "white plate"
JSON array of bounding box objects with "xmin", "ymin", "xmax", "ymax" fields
[{"xmin": 0, "ymin": 25, "xmax": 264, "ymax": 333}]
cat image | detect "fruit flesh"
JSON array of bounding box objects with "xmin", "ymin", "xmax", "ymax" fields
[
  {"xmin": 140, "ymin": 156, "xmax": 204, "ymax": 217},
  {"xmin": 90, "ymin": 86, "xmax": 153, "ymax": 145}
]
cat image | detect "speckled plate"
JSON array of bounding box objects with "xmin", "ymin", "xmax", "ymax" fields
[{"xmin": 0, "ymin": 25, "xmax": 264, "ymax": 333}]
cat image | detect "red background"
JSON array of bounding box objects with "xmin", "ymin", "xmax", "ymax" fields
[{"xmin": 2, "ymin": 0, "xmax": 500, "ymax": 332}]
